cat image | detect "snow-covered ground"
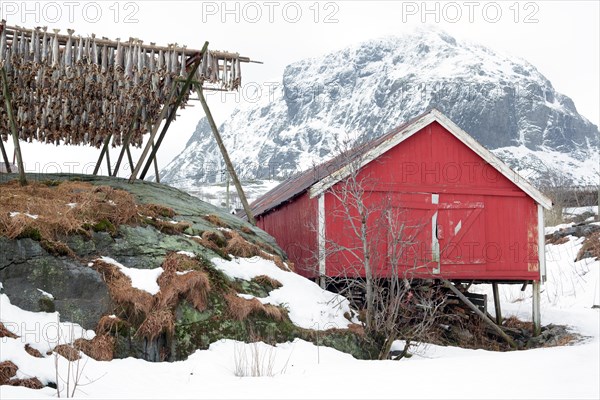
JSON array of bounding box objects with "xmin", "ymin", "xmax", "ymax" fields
[{"xmin": 1, "ymin": 225, "xmax": 599, "ymax": 399}]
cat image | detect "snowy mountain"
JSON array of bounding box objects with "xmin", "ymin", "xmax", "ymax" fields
[{"xmin": 160, "ymin": 28, "xmax": 599, "ymax": 197}]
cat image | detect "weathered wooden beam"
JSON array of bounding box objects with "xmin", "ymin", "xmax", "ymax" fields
[
  {"xmin": 126, "ymin": 146, "xmax": 134, "ymax": 173},
  {"xmin": 138, "ymin": 42, "xmax": 209, "ymax": 181},
  {"xmin": 5, "ymin": 25, "xmax": 257, "ymax": 63},
  {"xmin": 442, "ymin": 279, "xmax": 518, "ymax": 349},
  {"xmin": 196, "ymin": 83, "xmax": 256, "ymax": 225},
  {"xmin": 532, "ymin": 281, "xmax": 541, "ymax": 336},
  {"xmin": 93, "ymin": 134, "xmax": 113, "ymax": 175},
  {"xmin": 152, "ymin": 141, "xmax": 160, "ymax": 183},
  {"xmin": 492, "ymin": 282, "xmax": 502, "ymax": 325},
  {"xmin": 0, "ymin": 137, "xmax": 11, "ymax": 173},
  {"xmin": 0, "ymin": 67, "xmax": 26, "ymax": 185}
]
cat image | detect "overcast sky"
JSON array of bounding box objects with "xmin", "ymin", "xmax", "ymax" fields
[{"xmin": 1, "ymin": 0, "xmax": 598, "ymax": 176}]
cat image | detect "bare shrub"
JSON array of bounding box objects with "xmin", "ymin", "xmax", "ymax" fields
[{"xmin": 233, "ymin": 342, "xmax": 277, "ymax": 377}]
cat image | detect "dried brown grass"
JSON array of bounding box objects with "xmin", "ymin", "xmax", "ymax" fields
[
  {"xmin": 138, "ymin": 203, "xmax": 176, "ymax": 219},
  {"xmin": 5, "ymin": 377, "xmax": 44, "ymax": 389},
  {"xmin": 577, "ymin": 232, "xmax": 600, "ymax": 261},
  {"xmin": 0, "ymin": 360, "xmax": 18, "ymax": 384},
  {"xmin": 147, "ymin": 219, "xmax": 191, "ymax": 235},
  {"xmin": 135, "ymin": 307, "xmax": 174, "ymax": 340},
  {"xmin": 92, "ymin": 260, "xmax": 154, "ymax": 320},
  {"xmin": 225, "ymin": 293, "xmax": 284, "ymax": 321},
  {"xmin": 546, "ymin": 334, "xmax": 576, "ymax": 347},
  {"xmin": 503, "ymin": 316, "xmax": 534, "ymax": 331},
  {"xmin": 156, "ymin": 253, "xmax": 211, "ymax": 311},
  {"xmin": 203, "ymin": 214, "xmax": 230, "ymax": 228},
  {"xmin": 96, "ymin": 315, "xmax": 127, "ymax": 335},
  {"xmin": 252, "ymin": 275, "xmax": 282, "ymax": 290},
  {"xmin": 201, "ymin": 231, "xmax": 227, "ymax": 249},
  {"xmin": 0, "ymin": 181, "xmax": 139, "ymax": 257},
  {"xmin": 240, "ymin": 226, "xmax": 255, "ymax": 235},
  {"xmin": 0, "ymin": 322, "xmax": 18, "ymax": 338},
  {"xmin": 547, "ymin": 236, "xmax": 570, "ymax": 245},
  {"xmin": 225, "ymin": 231, "xmax": 262, "ymax": 258},
  {"xmin": 24, "ymin": 344, "xmax": 43, "ymax": 358},
  {"xmin": 74, "ymin": 335, "xmax": 115, "ymax": 361},
  {"xmin": 53, "ymin": 344, "xmax": 81, "ymax": 361}
]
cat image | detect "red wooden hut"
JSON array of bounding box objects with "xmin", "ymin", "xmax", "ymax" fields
[{"xmin": 250, "ymin": 109, "xmax": 552, "ymax": 330}]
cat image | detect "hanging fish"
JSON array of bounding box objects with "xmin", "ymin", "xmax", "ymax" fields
[
  {"xmin": 91, "ymin": 34, "xmax": 98, "ymax": 67},
  {"xmin": 51, "ymin": 29, "xmax": 60, "ymax": 67},
  {"xmin": 179, "ymin": 47, "xmax": 186, "ymax": 77},
  {"xmin": 115, "ymin": 39, "xmax": 123, "ymax": 72},
  {"xmin": 76, "ymin": 35, "xmax": 83, "ymax": 64},
  {"xmin": 40, "ymin": 27, "xmax": 48, "ymax": 63},
  {"xmin": 101, "ymin": 44, "xmax": 108, "ymax": 73},
  {"xmin": 65, "ymin": 29, "xmax": 74, "ymax": 68}
]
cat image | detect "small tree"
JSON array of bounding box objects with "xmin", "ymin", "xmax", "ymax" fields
[{"xmin": 315, "ymin": 153, "xmax": 448, "ymax": 359}]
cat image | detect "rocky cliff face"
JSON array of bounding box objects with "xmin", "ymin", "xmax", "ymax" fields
[{"xmin": 160, "ymin": 28, "xmax": 598, "ymax": 192}]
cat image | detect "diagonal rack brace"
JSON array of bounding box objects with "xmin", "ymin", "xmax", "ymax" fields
[{"xmin": 195, "ymin": 82, "xmax": 256, "ymax": 225}]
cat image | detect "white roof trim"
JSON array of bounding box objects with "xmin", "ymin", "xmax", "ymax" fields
[{"xmin": 309, "ymin": 109, "xmax": 553, "ymax": 210}]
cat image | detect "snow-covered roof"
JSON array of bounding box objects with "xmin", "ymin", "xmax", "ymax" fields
[{"xmin": 250, "ymin": 109, "xmax": 552, "ymax": 217}]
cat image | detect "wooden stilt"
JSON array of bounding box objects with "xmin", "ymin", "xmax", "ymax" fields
[
  {"xmin": 1, "ymin": 68, "xmax": 26, "ymax": 185},
  {"xmin": 532, "ymin": 281, "xmax": 541, "ymax": 336},
  {"xmin": 105, "ymin": 143, "xmax": 112, "ymax": 176},
  {"xmin": 492, "ymin": 282, "xmax": 502, "ymax": 325},
  {"xmin": 138, "ymin": 42, "xmax": 209, "ymax": 181},
  {"xmin": 442, "ymin": 279, "xmax": 517, "ymax": 349},
  {"xmin": 196, "ymin": 83, "xmax": 256, "ymax": 225},
  {"xmin": 0, "ymin": 138, "xmax": 11, "ymax": 173},
  {"xmin": 152, "ymin": 141, "xmax": 160, "ymax": 183},
  {"xmin": 126, "ymin": 146, "xmax": 134, "ymax": 173},
  {"xmin": 93, "ymin": 134, "xmax": 113, "ymax": 175}
]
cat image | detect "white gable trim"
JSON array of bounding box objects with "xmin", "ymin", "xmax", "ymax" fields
[{"xmin": 309, "ymin": 109, "xmax": 553, "ymax": 210}]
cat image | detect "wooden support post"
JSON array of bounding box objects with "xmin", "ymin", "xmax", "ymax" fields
[
  {"xmin": 532, "ymin": 281, "xmax": 541, "ymax": 336},
  {"xmin": 0, "ymin": 138, "xmax": 11, "ymax": 173},
  {"xmin": 492, "ymin": 282, "xmax": 502, "ymax": 325},
  {"xmin": 138, "ymin": 42, "xmax": 209, "ymax": 181},
  {"xmin": 105, "ymin": 144, "xmax": 112, "ymax": 176},
  {"xmin": 1, "ymin": 68, "xmax": 26, "ymax": 185},
  {"xmin": 196, "ymin": 83, "xmax": 256, "ymax": 225},
  {"xmin": 126, "ymin": 146, "xmax": 134, "ymax": 172},
  {"xmin": 93, "ymin": 134, "xmax": 113, "ymax": 175},
  {"xmin": 152, "ymin": 141, "xmax": 160, "ymax": 183},
  {"xmin": 442, "ymin": 279, "xmax": 518, "ymax": 349}
]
